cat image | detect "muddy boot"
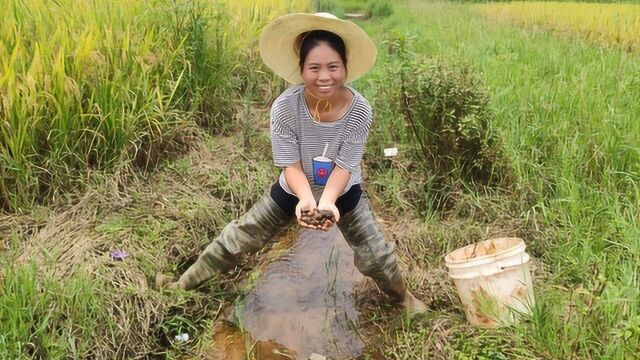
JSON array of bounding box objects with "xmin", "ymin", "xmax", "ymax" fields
[
  {"xmin": 402, "ymin": 289, "xmax": 428, "ymax": 315},
  {"xmin": 339, "ymin": 194, "xmax": 427, "ymax": 315},
  {"xmin": 172, "ymin": 191, "xmax": 294, "ymax": 290},
  {"xmin": 155, "ymin": 273, "xmax": 186, "ymax": 290},
  {"xmin": 389, "ymin": 282, "xmax": 427, "ymax": 315}
]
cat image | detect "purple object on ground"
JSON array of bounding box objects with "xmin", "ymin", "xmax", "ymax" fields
[{"xmin": 110, "ymin": 250, "xmax": 129, "ymax": 260}]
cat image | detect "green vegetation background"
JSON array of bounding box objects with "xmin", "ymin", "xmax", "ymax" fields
[{"xmin": 1, "ymin": 0, "xmax": 638, "ymax": 358}]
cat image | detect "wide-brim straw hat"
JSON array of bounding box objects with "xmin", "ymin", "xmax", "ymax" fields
[{"xmin": 259, "ymin": 12, "xmax": 377, "ymax": 84}]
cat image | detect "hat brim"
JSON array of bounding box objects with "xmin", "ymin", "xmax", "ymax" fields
[{"xmin": 259, "ymin": 13, "xmax": 377, "ymax": 84}]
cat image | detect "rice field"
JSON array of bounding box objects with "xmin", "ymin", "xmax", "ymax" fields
[
  {"xmin": 1, "ymin": 0, "xmax": 639, "ymax": 358},
  {"xmin": 476, "ymin": 1, "xmax": 640, "ymax": 52},
  {"xmin": 356, "ymin": 1, "xmax": 640, "ymax": 357},
  {"xmin": 0, "ymin": 0, "xmax": 306, "ymax": 212}
]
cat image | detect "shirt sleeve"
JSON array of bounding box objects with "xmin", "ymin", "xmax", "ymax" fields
[
  {"xmin": 335, "ymin": 102, "xmax": 372, "ymax": 173},
  {"xmin": 270, "ymin": 99, "xmax": 300, "ymax": 167}
]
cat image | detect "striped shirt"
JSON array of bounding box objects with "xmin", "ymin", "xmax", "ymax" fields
[{"xmin": 270, "ymin": 84, "xmax": 372, "ymax": 199}]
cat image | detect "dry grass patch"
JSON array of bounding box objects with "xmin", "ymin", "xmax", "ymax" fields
[{"xmin": 0, "ymin": 131, "xmax": 279, "ymax": 358}]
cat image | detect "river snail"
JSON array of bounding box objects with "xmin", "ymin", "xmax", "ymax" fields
[{"xmin": 300, "ymin": 208, "xmax": 336, "ymax": 226}]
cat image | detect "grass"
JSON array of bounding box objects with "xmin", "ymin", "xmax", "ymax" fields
[
  {"xmin": 475, "ymin": 2, "xmax": 640, "ymax": 52},
  {"xmin": 0, "ymin": 126, "xmax": 277, "ymax": 358},
  {"xmin": 1, "ymin": 0, "xmax": 200, "ymax": 210},
  {"xmin": 1, "ymin": 0, "xmax": 639, "ymax": 358},
  {"xmin": 353, "ymin": 0, "xmax": 639, "ymax": 358},
  {"xmin": 0, "ymin": 0, "xmax": 297, "ymax": 212}
]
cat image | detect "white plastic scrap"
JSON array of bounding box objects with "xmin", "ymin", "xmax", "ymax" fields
[
  {"xmin": 383, "ymin": 147, "xmax": 398, "ymax": 157},
  {"xmin": 309, "ymin": 353, "xmax": 326, "ymax": 360},
  {"xmin": 174, "ymin": 333, "xmax": 189, "ymax": 342}
]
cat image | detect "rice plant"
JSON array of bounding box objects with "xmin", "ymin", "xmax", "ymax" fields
[
  {"xmin": 476, "ymin": 2, "xmax": 640, "ymax": 52},
  {"xmin": 0, "ymin": 0, "xmax": 307, "ymax": 212}
]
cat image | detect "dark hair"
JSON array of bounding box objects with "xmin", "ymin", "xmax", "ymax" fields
[{"xmin": 297, "ymin": 30, "xmax": 347, "ymax": 71}]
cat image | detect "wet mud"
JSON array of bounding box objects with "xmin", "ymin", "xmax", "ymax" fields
[
  {"xmin": 211, "ymin": 227, "xmax": 365, "ymax": 359},
  {"xmin": 209, "ymin": 320, "xmax": 297, "ymax": 360}
]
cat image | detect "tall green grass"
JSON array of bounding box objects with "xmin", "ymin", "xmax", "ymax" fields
[
  {"xmin": 1, "ymin": 0, "xmax": 197, "ymax": 211},
  {"xmin": 0, "ymin": 262, "xmax": 113, "ymax": 359},
  {"xmin": 357, "ymin": 0, "xmax": 639, "ymax": 357},
  {"xmin": 0, "ymin": 0, "xmax": 291, "ymax": 212}
]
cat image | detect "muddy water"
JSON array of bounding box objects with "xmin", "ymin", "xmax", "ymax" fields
[{"xmin": 238, "ymin": 227, "xmax": 365, "ymax": 359}]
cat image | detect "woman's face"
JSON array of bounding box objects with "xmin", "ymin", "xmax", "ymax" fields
[{"xmin": 301, "ymin": 41, "xmax": 347, "ymax": 99}]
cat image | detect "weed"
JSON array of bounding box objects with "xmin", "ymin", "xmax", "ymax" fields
[{"xmin": 367, "ymin": 0, "xmax": 394, "ymax": 18}]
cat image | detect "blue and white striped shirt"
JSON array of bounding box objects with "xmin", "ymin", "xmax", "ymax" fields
[{"xmin": 270, "ymin": 84, "xmax": 372, "ymax": 199}]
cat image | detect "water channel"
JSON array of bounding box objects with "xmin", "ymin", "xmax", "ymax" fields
[{"xmin": 211, "ymin": 226, "xmax": 366, "ymax": 359}]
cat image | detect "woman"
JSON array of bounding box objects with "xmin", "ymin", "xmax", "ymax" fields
[{"xmin": 157, "ymin": 12, "xmax": 426, "ymax": 314}]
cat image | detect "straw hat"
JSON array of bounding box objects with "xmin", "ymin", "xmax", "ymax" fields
[{"xmin": 259, "ymin": 12, "xmax": 377, "ymax": 84}]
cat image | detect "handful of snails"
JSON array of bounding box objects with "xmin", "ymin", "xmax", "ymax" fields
[{"xmin": 300, "ymin": 208, "xmax": 336, "ymax": 227}]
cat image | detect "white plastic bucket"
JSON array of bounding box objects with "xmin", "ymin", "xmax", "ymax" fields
[{"xmin": 444, "ymin": 237, "xmax": 535, "ymax": 328}]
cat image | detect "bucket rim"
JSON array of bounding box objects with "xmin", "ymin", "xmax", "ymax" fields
[{"xmin": 444, "ymin": 237, "xmax": 526, "ymax": 267}]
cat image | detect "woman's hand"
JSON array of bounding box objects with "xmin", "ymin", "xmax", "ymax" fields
[
  {"xmin": 317, "ymin": 200, "xmax": 340, "ymax": 231},
  {"xmin": 296, "ymin": 197, "xmax": 318, "ymax": 229}
]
